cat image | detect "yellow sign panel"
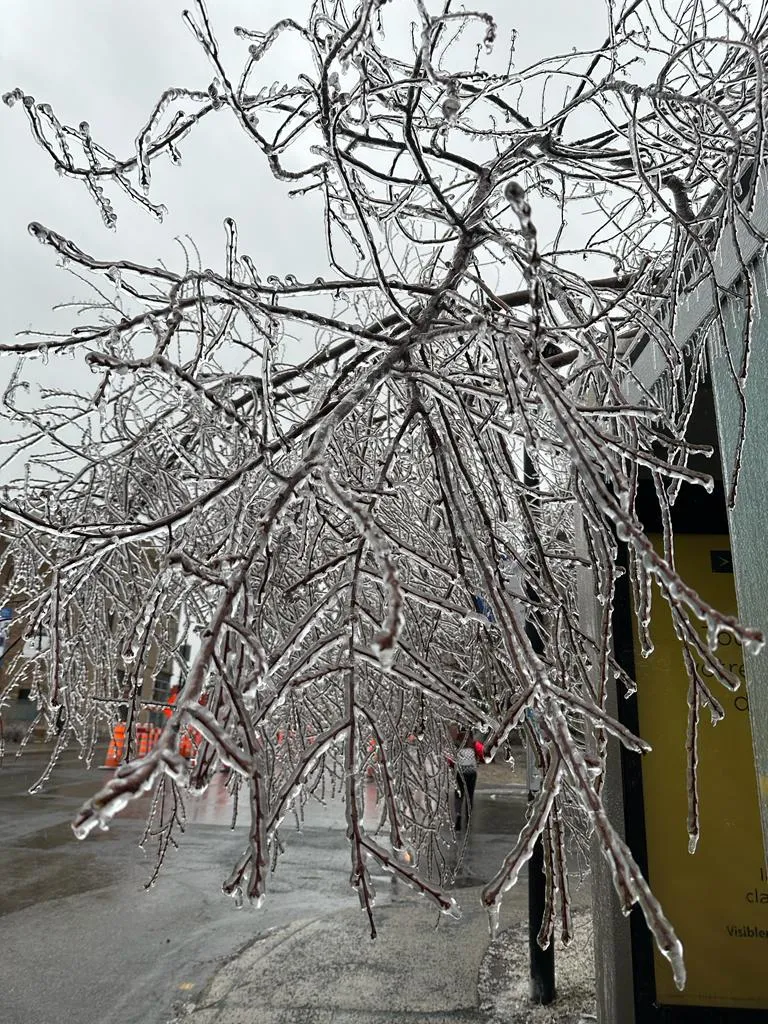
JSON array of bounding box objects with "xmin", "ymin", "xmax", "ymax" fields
[{"xmin": 634, "ymin": 534, "xmax": 768, "ymax": 1010}]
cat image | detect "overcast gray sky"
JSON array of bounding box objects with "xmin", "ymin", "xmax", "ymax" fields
[{"xmin": 1, "ymin": 1, "xmax": 609, "ymax": 347}]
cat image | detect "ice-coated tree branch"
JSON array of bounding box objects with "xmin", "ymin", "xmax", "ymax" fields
[{"xmin": 2, "ymin": 0, "xmax": 767, "ymax": 983}]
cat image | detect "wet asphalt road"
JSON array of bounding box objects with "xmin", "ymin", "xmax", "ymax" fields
[{"xmin": 0, "ymin": 748, "xmax": 577, "ymax": 1024}]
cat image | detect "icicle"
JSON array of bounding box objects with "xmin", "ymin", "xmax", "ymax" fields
[{"xmin": 486, "ymin": 900, "xmax": 501, "ymax": 939}]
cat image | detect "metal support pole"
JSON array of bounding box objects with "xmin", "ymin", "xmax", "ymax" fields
[
  {"xmin": 528, "ymin": 827, "xmax": 556, "ymax": 1003},
  {"xmin": 523, "ymin": 449, "xmax": 556, "ymax": 1006}
]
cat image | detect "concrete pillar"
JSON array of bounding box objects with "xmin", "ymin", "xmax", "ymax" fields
[{"xmin": 708, "ymin": 258, "xmax": 768, "ymax": 871}]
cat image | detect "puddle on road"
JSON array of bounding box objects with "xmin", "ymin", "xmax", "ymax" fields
[
  {"xmin": 450, "ymin": 873, "xmax": 487, "ymax": 889},
  {"xmin": 9, "ymin": 820, "xmax": 122, "ymax": 850},
  {"xmin": 471, "ymin": 794, "xmax": 527, "ymax": 836},
  {"xmin": 0, "ymin": 846, "xmax": 115, "ymax": 917},
  {"xmin": 10, "ymin": 821, "xmax": 83, "ymax": 850}
]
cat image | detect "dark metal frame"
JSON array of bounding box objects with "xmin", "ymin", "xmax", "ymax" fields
[{"xmin": 612, "ymin": 480, "xmax": 763, "ymax": 1023}]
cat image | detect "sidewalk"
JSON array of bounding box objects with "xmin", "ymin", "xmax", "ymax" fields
[
  {"xmin": 164, "ymin": 762, "xmax": 522, "ymax": 1024},
  {"xmin": 167, "ymin": 886, "xmax": 595, "ymax": 1024},
  {"xmin": 168, "ymin": 884, "xmax": 509, "ymax": 1024}
]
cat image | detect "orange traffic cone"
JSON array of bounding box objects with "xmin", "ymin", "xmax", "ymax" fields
[
  {"xmin": 179, "ymin": 731, "xmax": 194, "ymax": 759},
  {"xmin": 101, "ymin": 723, "xmax": 125, "ymax": 769},
  {"xmin": 137, "ymin": 724, "xmax": 150, "ymax": 757}
]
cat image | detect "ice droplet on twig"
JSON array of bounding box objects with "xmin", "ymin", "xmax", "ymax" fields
[
  {"xmin": 743, "ymin": 631, "xmax": 765, "ymax": 656},
  {"xmin": 372, "ymin": 634, "xmax": 395, "ymax": 671},
  {"xmin": 706, "ymin": 620, "xmax": 720, "ymax": 652},
  {"xmin": 662, "ymin": 934, "xmax": 687, "ymax": 991},
  {"xmin": 441, "ymin": 90, "xmax": 460, "ymax": 120},
  {"xmin": 28, "ymin": 221, "xmax": 50, "ymax": 244},
  {"xmin": 486, "ymin": 900, "xmax": 501, "ymax": 939},
  {"xmin": 443, "ymin": 897, "xmax": 461, "ymax": 921}
]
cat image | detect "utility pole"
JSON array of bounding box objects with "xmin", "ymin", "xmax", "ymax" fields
[{"xmin": 523, "ymin": 448, "xmax": 556, "ymax": 1005}]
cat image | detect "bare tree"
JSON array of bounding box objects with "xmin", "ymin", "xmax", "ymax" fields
[{"xmin": 2, "ymin": 0, "xmax": 766, "ymax": 985}]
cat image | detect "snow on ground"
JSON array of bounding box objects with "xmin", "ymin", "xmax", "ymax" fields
[{"xmin": 478, "ymin": 911, "xmax": 596, "ymax": 1024}]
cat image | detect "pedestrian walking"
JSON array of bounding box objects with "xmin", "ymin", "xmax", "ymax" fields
[{"xmin": 450, "ymin": 727, "xmax": 483, "ymax": 831}]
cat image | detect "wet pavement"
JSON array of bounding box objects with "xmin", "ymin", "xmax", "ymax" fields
[{"xmin": 0, "ymin": 748, "xmax": 588, "ymax": 1024}]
